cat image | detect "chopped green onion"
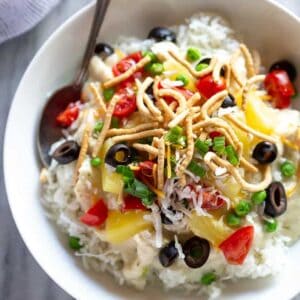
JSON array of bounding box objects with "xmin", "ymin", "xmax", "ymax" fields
[
  {"xmin": 93, "ymin": 121, "xmax": 104, "ymax": 134},
  {"xmin": 212, "ymin": 136, "xmax": 226, "ymax": 155},
  {"xmin": 187, "ymin": 160, "xmax": 206, "ymax": 177},
  {"xmin": 251, "ymin": 190, "xmax": 267, "ymax": 205},
  {"xmin": 116, "ymin": 165, "xmax": 155, "ymax": 206},
  {"xmin": 201, "ymin": 272, "xmax": 217, "ymax": 285},
  {"xmin": 195, "ymin": 139, "xmax": 212, "ymax": 156},
  {"xmin": 146, "ymin": 62, "xmax": 164, "ymax": 75},
  {"xmin": 116, "ymin": 165, "xmax": 134, "ymax": 183},
  {"xmin": 226, "ymin": 213, "xmax": 241, "ymax": 227},
  {"xmin": 234, "ymin": 200, "xmax": 252, "ymax": 217},
  {"xmin": 195, "ymin": 63, "xmax": 209, "ymax": 72},
  {"xmin": 176, "ymin": 74, "xmax": 189, "ymax": 86},
  {"xmin": 225, "ymin": 145, "xmax": 239, "ymax": 166},
  {"xmin": 165, "ymin": 126, "xmax": 186, "ymax": 147},
  {"xmin": 111, "ymin": 117, "xmax": 119, "ymax": 128},
  {"xmin": 280, "ymin": 160, "xmax": 296, "ymax": 178},
  {"xmin": 103, "ymin": 88, "xmax": 115, "ymax": 102},
  {"xmin": 264, "ymin": 219, "xmax": 278, "ymax": 233},
  {"xmin": 142, "ymin": 51, "xmax": 157, "ymax": 62},
  {"xmin": 186, "ymin": 47, "xmax": 201, "ymax": 62},
  {"xmin": 90, "ymin": 157, "xmax": 102, "ymax": 167},
  {"xmin": 68, "ymin": 236, "xmax": 82, "ymax": 250}
]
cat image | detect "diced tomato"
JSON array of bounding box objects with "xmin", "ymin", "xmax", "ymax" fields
[
  {"xmin": 177, "ymin": 87, "xmax": 194, "ymax": 100},
  {"xmin": 113, "ymin": 87, "xmax": 137, "ymax": 118},
  {"xmin": 80, "ymin": 199, "xmax": 108, "ymax": 227},
  {"xmin": 133, "ymin": 161, "xmax": 156, "ymax": 186},
  {"xmin": 113, "ymin": 94, "xmax": 137, "ymax": 118},
  {"xmin": 209, "ymin": 131, "xmax": 222, "ymax": 139},
  {"xmin": 158, "ymin": 81, "xmax": 194, "ymax": 104},
  {"xmin": 118, "ymin": 71, "xmax": 144, "ymax": 89},
  {"xmin": 123, "ymin": 195, "xmax": 146, "ymax": 211},
  {"xmin": 196, "ymin": 74, "xmax": 226, "ymax": 99},
  {"xmin": 139, "ymin": 161, "xmax": 155, "ymax": 177},
  {"xmin": 201, "ymin": 191, "xmax": 226, "ymax": 211},
  {"xmin": 127, "ymin": 51, "xmax": 143, "ymax": 63},
  {"xmin": 219, "ymin": 226, "xmax": 254, "ymax": 265},
  {"xmin": 56, "ymin": 102, "xmax": 79, "ymax": 127},
  {"xmin": 112, "ymin": 51, "xmax": 143, "ymax": 76},
  {"xmin": 264, "ymin": 70, "xmax": 295, "ymax": 109}
]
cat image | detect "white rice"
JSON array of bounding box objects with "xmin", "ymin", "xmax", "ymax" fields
[{"xmin": 41, "ymin": 13, "xmax": 300, "ymax": 299}]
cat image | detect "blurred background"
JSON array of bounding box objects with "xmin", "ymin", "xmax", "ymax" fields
[{"xmin": 0, "ymin": 0, "xmax": 299, "ymax": 299}]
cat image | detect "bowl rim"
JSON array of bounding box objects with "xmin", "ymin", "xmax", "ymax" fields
[{"xmin": 3, "ymin": 0, "xmax": 300, "ymax": 299}]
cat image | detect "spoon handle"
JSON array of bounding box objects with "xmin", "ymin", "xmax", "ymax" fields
[{"xmin": 74, "ymin": 0, "xmax": 111, "ymax": 86}]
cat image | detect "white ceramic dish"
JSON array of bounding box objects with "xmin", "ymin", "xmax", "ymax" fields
[{"xmin": 4, "ymin": 0, "xmax": 300, "ymax": 299}]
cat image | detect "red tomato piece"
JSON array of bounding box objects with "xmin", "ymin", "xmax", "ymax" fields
[
  {"xmin": 127, "ymin": 51, "xmax": 143, "ymax": 63},
  {"xmin": 123, "ymin": 195, "xmax": 146, "ymax": 211},
  {"xmin": 219, "ymin": 226, "xmax": 254, "ymax": 265},
  {"xmin": 113, "ymin": 90, "xmax": 137, "ymax": 118},
  {"xmin": 118, "ymin": 71, "xmax": 144, "ymax": 89},
  {"xmin": 112, "ymin": 51, "xmax": 143, "ymax": 76},
  {"xmin": 158, "ymin": 82, "xmax": 194, "ymax": 104},
  {"xmin": 56, "ymin": 102, "xmax": 79, "ymax": 127},
  {"xmin": 201, "ymin": 191, "xmax": 226, "ymax": 211},
  {"xmin": 196, "ymin": 74, "xmax": 226, "ymax": 99},
  {"xmin": 209, "ymin": 131, "xmax": 222, "ymax": 139},
  {"xmin": 80, "ymin": 199, "xmax": 108, "ymax": 227},
  {"xmin": 139, "ymin": 161, "xmax": 155, "ymax": 177},
  {"xmin": 264, "ymin": 70, "xmax": 295, "ymax": 109}
]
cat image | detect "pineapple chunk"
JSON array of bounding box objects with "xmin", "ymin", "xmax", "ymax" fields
[
  {"xmin": 245, "ymin": 92, "xmax": 275, "ymax": 135},
  {"xmin": 163, "ymin": 60, "xmax": 196, "ymax": 91},
  {"xmin": 100, "ymin": 139, "xmax": 123, "ymax": 194},
  {"xmin": 189, "ymin": 212, "xmax": 233, "ymax": 246},
  {"xmin": 105, "ymin": 210, "xmax": 153, "ymax": 244},
  {"xmin": 216, "ymin": 176, "xmax": 242, "ymax": 205},
  {"xmin": 228, "ymin": 112, "xmax": 251, "ymax": 157}
]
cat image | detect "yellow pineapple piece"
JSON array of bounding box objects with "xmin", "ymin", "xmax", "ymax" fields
[
  {"xmin": 100, "ymin": 139, "xmax": 123, "ymax": 194},
  {"xmin": 228, "ymin": 112, "xmax": 251, "ymax": 157},
  {"xmin": 163, "ymin": 60, "xmax": 196, "ymax": 91},
  {"xmin": 189, "ymin": 212, "xmax": 233, "ymax": 246},
  {"xmin": 105, "ymin": 210, "xmax": 153, "ymax": 244},
  {"xmin": 245, "ymin": 92, "xmax": 275, "ymax": 135}
]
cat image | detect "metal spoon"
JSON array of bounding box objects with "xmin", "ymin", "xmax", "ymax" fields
[{"xmin": 38, "ymin": 0, "xmax": 111, "ymax": 167}]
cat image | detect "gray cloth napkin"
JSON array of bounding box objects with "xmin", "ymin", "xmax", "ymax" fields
[{"xmin": 0, "ymin": 0, "xmax": 60, "ymax": 44}]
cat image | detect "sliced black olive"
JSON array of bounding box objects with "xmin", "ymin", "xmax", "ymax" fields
[
  {"xmin": 183, "ymin": 236, "xmax": 210, "ymax": 268},
  {"xmin": 52, "ymin": 141, "xmax": 80, "ymax": 165},
  {"xmin": 159, "ymin": 241, "xmax": 178, "ymax": 267},
  {"xmin": 161, "ymin": 212, "xmax": 173, "ymax": 225},
  {"xmin": 199, "ymin": 58, "xmax": 211, "ymax": 65},
  {"xmin": 94, "ymin": 42, "xmax": 114, "ymax": 59},
  {"xmin": 221, "ymin": 94, "xmax": 236, "ymax": 108},
  {"xmin": 105, "ymin": 144, "xmax": 134, "ymax": 167},
  {"xmin": 145, "ymin": 82, "xmax": 155, "ymax": 102},
  {"xmin": 269, "ymin": 60, "xmax": 297, "ymax": 82},
  {"xmin": 264, "ymin": 182, "xmax": 287, "ymax": 217},
  {"xmin": 252, "ymin": 141, "xmax": 278, "ymax": 164},
  {"xmin": 148, "ymin": 27, "xmax": 176, "ymax": 43}
]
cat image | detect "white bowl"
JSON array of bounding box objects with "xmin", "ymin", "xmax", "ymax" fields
[{"xmin": 4, "ymin": 0, "xmax": 300, "ymax": 299}]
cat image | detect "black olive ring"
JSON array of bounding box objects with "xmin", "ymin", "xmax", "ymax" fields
[
  {"xmin": 52, "ymin": 140, "xmax": 81, "ymax": 165},
  {"xmin": 183, "ymin": 236, "xmax": 210, "ymax": 268},
  {"xmin": 264, "ymin": 182, "xmax": 287, "ymax": 218},
  {"xmin": 104, "ymin": 143, "xmax": 134, "ymax": 167}
]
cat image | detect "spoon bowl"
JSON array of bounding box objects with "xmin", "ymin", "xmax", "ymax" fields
[
  {"xmin": 38, "ymin": 0, "xmax": 110, "ymax": 167},
  {"xmin": 38, "ymin": 84, "xmax": 81, "ymax": 166}
]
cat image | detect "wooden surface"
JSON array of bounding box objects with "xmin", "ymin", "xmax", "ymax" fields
[{"xmin": 0, "ymin": 0, "xmax": 299, "ymax": 299}]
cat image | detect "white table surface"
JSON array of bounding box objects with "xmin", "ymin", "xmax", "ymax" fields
[{"xmin": 0, "ymin": 0, "xmax": 299, "ymax": 299}]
